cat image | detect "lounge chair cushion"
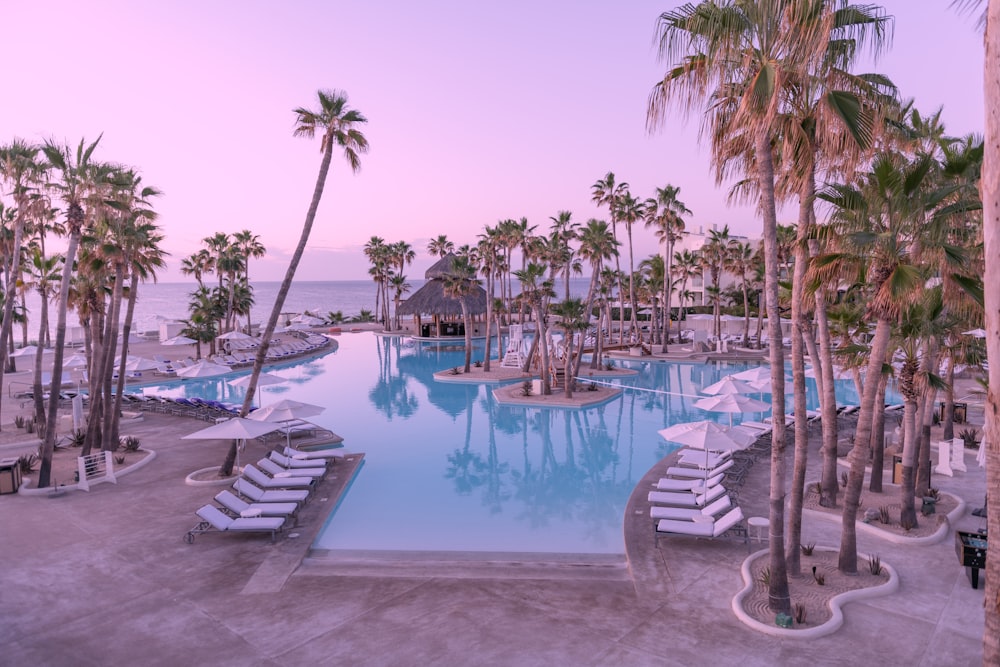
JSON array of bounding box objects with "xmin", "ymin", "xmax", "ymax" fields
[
  {"xmin": 655, "ymin": 473, "xmax": 724, "ymax": 492},
  {"xmin": 656, "ymin": 507, "xmax": 744, "ymax": 536},
  {"xmin": 647, "ymin": 483, "xmax": 726, "ymax": 507},
  {"xmin": 269, "ymin": 451, "xmax": 328, "ymax": 469},
  {"xmin": 242, "ymin": 464, "xmax": 314, "ymax": 489},
  {"xmin": 233, "ymin": 478, "xmax": 309, "ymax": 504},
  {"xmin": 215, "ymin": 490, "xmax": 298, "ymax": 517},
  {"xmin": 257, "ymin": 457, "xmax": 325, "ymax": 478},
  {"xmin": 665, "ymin": 459, "xmax": 734, "ymax": 478},
  {"xmin": 650, "ymin": 495, "xmax": 732, "ymax": 521},
  {"xmin": 196, "ymin": 504, "xmax": 284, "ymax": 532}
]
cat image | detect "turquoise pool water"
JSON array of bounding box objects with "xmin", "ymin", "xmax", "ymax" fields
[{"xmin": 138, "ymin": 332, "xmax": 868, "ymax": 555}]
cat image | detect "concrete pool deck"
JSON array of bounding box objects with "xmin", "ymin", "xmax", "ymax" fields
[{"xmin": 0, "ymin": 404, "xmax": 988, "ymax": 664}]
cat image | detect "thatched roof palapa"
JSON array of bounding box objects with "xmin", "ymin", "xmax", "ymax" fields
[{"xmin": 398, "ymin": 253, "xmax": 488, "ymax": 317}]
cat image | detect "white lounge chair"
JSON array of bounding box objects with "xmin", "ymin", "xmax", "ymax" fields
[
  {"xmin": 256, "ymin": 457, "xmax": 325, "ymax": 479},
  {"xmin": 233, "ymin": 478, "xmax": 309, "ymax": 505},
  {"xmin": 650, "ymin": 495, "xmax": 732, "ymax": 521},
  {"xmin": 676, "ymin": 449, "xmax": 731, "ymax": 469},
  {"xmin": 655, "ymin": 473, "xmax": 724, "ymax": 492},
  {"xmin": 647, "ymin": 483, "xmax": 726, "ymax": 507},
  {"xmin": 185, "ymin": 504, "xmax": 285, "ymax": 543},
  {"xmin": 268, "ymin": 450, "xmax": 328, "ymax": 470},
  {"xmin": 284, "ymin": 445, "xmax": 344, "ymax": 460},
  {"xmin": 214, "ymin": 490, "xmax": 299, "ymax": 524},
  {"xmin": 242, "ymin": 464, "xmax": 314, "ymax": 489},
  {"xmin": 656, "ymin": 507, "xmax": 744, "ymax": 537},
  {"xmin": 665, "ymin": 459, "xmax": 734, "ymax": 478}
]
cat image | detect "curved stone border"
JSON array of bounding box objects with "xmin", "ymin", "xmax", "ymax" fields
[
  {"xmin": 732, "ymin": 546, "xmax": 899, "ymax": 638},
  {"xmin": 18, "ymin": 448, "xmax": 157, "ymax": 496},
  {"xmin": 185, "ymin": 465, "xmax": 240, "ymax": 487},
  {"xmin": 803, "ymin": 490, "xmax": 965, "ymax": 546}
]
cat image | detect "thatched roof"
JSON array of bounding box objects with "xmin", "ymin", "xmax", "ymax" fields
[
  {"xmin": 424, "ymin": 252, "xmax": 458, "ymax": 280},
  {"xmin": 397, "ymin": 279, "xmax": 488, "ymax": 316}
]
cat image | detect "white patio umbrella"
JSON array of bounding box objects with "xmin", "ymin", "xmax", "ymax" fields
[
  {"xmin": 804, "ymin": 364, "xmax": 854, "ymax": 381},
  {"xmin": 730, "ymin": 366, "xmax": 787, "ymax": 384},
  {"xmin": 176, "ymin": 360, "xmax": 230, "ymax": 378},
  {"xmin": 658, "ymin": 420, "xmax": 757, "ymax": 451},
  {"xmin": 658, "ymin": 420, "xmax": 755, "ymax": 483},
  {"xmin": 162, "ymin": 335, "xmax": 197, "ymax": 346},
  {"xmin": 182, "ymin": 417, "xmax": 281, "ymax": 471},
  {"xmin": 693, "ymin": 393, "xmax": 770, "ymax": 427},
  {"xmin": 701, "ymin": 376, "xmax": 757, "ymax": 396},
  {"xmin": 247, "ymin": 398, "xmax": 325, "ymax": 423},
  {"xmin": 124, "ymin": 357, "xmax": 160, "ymax": 372},
  {"xmin": 63, "ymin": 354, "xmax": 89, "ymax": 369}
]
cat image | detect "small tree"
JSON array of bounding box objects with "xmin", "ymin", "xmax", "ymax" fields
[
  {"xmin": 550, "ymin": 298, "xmax": 589, "ymax": 398},
  {"xmin": 441, "ymin": 256, "xmax": 480, "ymax": 373}
]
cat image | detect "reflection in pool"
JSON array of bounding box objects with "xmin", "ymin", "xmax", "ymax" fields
[{"xmin": 140, "ymin": 332, "xmax": 861, "ymax": 555}]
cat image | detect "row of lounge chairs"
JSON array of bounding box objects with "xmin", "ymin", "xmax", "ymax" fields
[
  {"xmin": 185, "ymin": 446, "xmax": 342, "ymax": 543},
  {"xmin": 122, "ymin": 395, "xmax": 243, "ymax": 422},
  {"xmin": 647, "ymin": 425, "xmax": 779, "ymax": 540}
]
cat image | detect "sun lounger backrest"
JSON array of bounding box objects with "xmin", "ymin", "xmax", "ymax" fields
[
  {"xmin": 215, "ymin": 490, "xmax": 249, "ymax": 514},
  {"xmin": 234, "ymin": 478, "xmax": 264, "ymax": 501},
  {"xmin": 242, "ymin": 465, "xmax": 272, "ymax": 487},
  {"xmin": 712, "ymin": 507, "xmax": 744, "ymax": 537},
  {"xmin": 700, "ymin": 495, "xmax": 732, "ymax": 517},
  {"xmin": 695, "ymin": 484, "xmax": 726, "ymax": 505},
  {"xmin": 197, "ymin": 504, "xmax": 234, "ymax": 530}
]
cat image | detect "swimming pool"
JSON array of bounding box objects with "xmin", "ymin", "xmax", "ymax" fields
[{"xmin": 138, "ymin": 332, "xmax": 866, "ymax": 555}]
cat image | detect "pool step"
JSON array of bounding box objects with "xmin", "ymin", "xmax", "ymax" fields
[{"xmin": 299, "ymin": 550, "xmax": 631, "ymax": 582}]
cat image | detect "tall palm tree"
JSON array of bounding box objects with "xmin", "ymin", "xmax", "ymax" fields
[
  {"xmin": 592, "ymin": 172, "xmax": 629, "ymax": 342},
  {"xmin": 815, "ymin": 151, "xmax": 940, "ymax": 572},
  {"xmin": 180, "ymin": 249, "xmax": 212, "ymax": 291},
  {"xmin": 616, "ymin": 192, "xmax": 646, "ymax": 338},
  {"xmin": 671, "ymin": 248, "xmax": 701, "ymax": 330},
  {"xmin": 24, "ymin": 249, "xmax": 62, "ymax": 424},
  {"xmin": 476, "ymin": 224, "xmax": 504, "ymax": 371},
  {"xmin": 37, "ymin": 136, "xmax": 106, "ymax": 487},
  {"xmin": 576, "ymin": 219, "xmax": 618, "ymax": 374},
  {"xmin": 514, "ymin": 263, "xmax": 555, "ymax": 394},
  {"xmin": 648, "ymin": 0, "xmax": 813, "ymax": 614},
  {"xmin": 548, "ymin": 210, "xmax": 579, "ymax": 301},
  {"xmin": 645, "ymin": 184, "xmax": 690, "ymax": 351},
  {"xmin": 550, "ymin": 297, "xmax": 589, "ymax": 398},
  {"xmin": 233, "ymin": 229, "xmax": 265, "ymax": 332},
  {"xmin": 726, "ymin": 241, "xmax": 755, "ymax": 346},
  {"xmin": 0, "ymin": 139, "xmax": 44, "ymax": 426},
  {"xmin": 441, "ymin": 255, "xmax": 480, "ymax": 373},
  {"xmin": 700, "ymin": 226, "xmax": 734, "ymax": 341},
  {"xmin": 232, "ymin": 89, "xmax": 368, "ymax": 476}
]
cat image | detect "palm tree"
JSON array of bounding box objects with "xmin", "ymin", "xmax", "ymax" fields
[
  {"xmin": 591, "ymin": 172, "xmax": 629, "ymax": 343},
  {"xmin": 815, "ymin": 151, "xmax": 941, "ymax": 572},
  {"xmin": 441, "ymin": 255, "xmax": 480, "ymax": 373},
  {"xmin": 232, "ymin": 89, "xmax": 368, "ymax": 476},
  {"xmin": 476, "ymin": 224, "xmax": 504, "ymax": 371},
  {"xmin": 514, "ymin": 263, "xmax": 555, "ymax": 394},
  {"xmin": 548, "ymin": 210, "xmax": 579, "ymax": 301},
  {"xmin": 24, "ymin": 249, "xmax": 62, "ymax": 423},
  {"xmin": 37, "ymin": 136, "xmax": 106, "ymax": 487},
  {"xmin": 726, "ymin": 241, "xmax": 755, "ymax": 345},
  {"xmin": 0, "ymin": 140, "xmax": 44, "ymax": 426},
  {"xmin": 233, "ymin": 229, "xmax": 265, "ymax": 332},
  {"xmin": 550, "ymin": 297, "xmax": 589, "ymax": 398},
  {"xmin": 576, "ymin": 219, "xmax": 619, "ymax": 375},
  {"xmin": 647, "ymin": 0, "xmax": 810, "ymax": 614},
  {"xmin": 700, "ymin": 226, "xmax": 734, "ymax": 341},
  {"xmin": 180, "ymin": 249, "xmax": 212, "ymax": 291},
  {"xmin": 616, "ymin": 192, "xmax": 646, "ymax": 339},
  {"xmin": 645, "ymin": 184, "xmax": 690, "ymax": 351},
  {"xmin": 672, "ymin": 248, "xmax": 701, "ymax": 331},
  {"xmin": 427, "ymin": 234, "xmax": 454, "ymax": 258}
]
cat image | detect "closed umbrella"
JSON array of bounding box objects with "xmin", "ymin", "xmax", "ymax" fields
[{"xmin": 693, "ymin": 393, "xmax": 770, "ymax": 427}]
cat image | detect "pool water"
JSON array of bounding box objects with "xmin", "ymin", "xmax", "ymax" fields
[{"xmin": 139, "ymin": 332, "xmax": 867, "ymax": 555}]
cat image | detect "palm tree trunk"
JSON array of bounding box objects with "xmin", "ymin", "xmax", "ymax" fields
[
  {"xmin": 756, "ymin": 133, "xmax": 790, "ymax": 614},
  {"xmin": 662, "ymin": 240, "xmax": 672, "ymax": 353},
  {"xmin": 838, "ymin": 317, "xmax": 892, "ymax": 573},
  {"xmin": 31, "ymin": 290, "xmax": 49, "ymax": 425},
  {"xmin": 461, "ymin": 300, "xmax": 471, "ymax": 373},
  {"xmin": 899, "ymin": 393, "xmax": 919, "ymax": 529},
  {"xmin": 110, "ymin": 273, "xmax": 140, "ymax": 447},
  {"xmin": 981, "ymin": 6, "xmax": 1000, "ymax": 659},
  {"xmin": 37, "ymin": 229, "xmax": 80, "ymax": 488},
  {"xmin": 868, "ymin": 375, "xmax": 888, "ymax": 494},
  {"xmin": 231, "ymin": 127, "xmax": 336, "ymax": 475},
  {"xmin": 101, "ymin": 266, "xmax": 125, "ymax": 451},
  {"xmin": 813, "ymin": 277, "xmax": 840, "ymax": 506},
  {"xmin": 483, "ymin": 274, "xmax": 493, "ymax": 372},
  {"xmin": 0, "ymin": 216, "xmax": 26, "ymax": 430}
]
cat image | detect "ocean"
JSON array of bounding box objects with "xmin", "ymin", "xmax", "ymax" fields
[{"xmin": 16, "ymin": 277, "xmax": 594, "ymax": 337}]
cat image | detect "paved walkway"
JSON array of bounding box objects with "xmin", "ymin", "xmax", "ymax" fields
[{"xmin": 0, "ymin": 394, "xmax": 988, "ymax": 665}]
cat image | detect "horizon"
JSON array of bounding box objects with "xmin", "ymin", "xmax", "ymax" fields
[{"xmin": 1, "ymin": 1, "xmax": 985, "ymax": 282}]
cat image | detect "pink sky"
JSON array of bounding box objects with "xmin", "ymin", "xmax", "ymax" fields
[{"xmin": 2, "ymin": 1, "xmax": 985, "ymax": 282}]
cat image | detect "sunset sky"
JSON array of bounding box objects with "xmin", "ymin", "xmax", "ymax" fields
[{"xmin": 1, "ymin": 1, "xmax": 985, "ymax": 282}]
